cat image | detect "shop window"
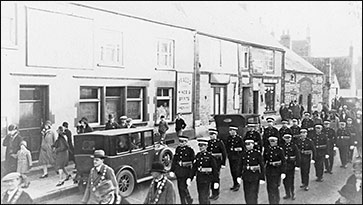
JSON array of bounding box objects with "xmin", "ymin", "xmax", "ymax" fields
[
  {"xmin": 80, "ymin": 87, "xmax": 101, "ymax": 124},
  {"xmin": 156, "ymin": 88, "xmax": 173, "ymax": 122},
  {"xmin": 157, "ymin": 39, "xmax": 174, "ymax": 68},
  {"xmin": 105, "ymin": 87, "xmax": 124, "ymax": 121},
  {"xmin": 126, "ymin": 87, "xmax": 144, "ymax": 121},
  {"xmin": 264, "ymin": 84, "xmax": 275, "ymax": 112},
  {"xmin": 238, "ymin": 45, "xmax": 249, "ymax": 71}
]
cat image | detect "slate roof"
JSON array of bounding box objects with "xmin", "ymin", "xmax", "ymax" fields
[{"xmin": 285, "ymin": 47, "xmax": 323, "ymax": 75}]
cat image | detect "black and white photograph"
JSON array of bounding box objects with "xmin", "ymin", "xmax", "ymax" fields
[{"xmin": 1, "ymin": 1, "xmax": 362, "ymax": 204}]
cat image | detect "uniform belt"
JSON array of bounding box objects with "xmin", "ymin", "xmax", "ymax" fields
[
  {"xmin": 316, "ymin": 145, "xmax": 327, "ymax": 149},
  {"xmin": 340, "ymin": 136, "xmax": 350, "ymax": 139},
  {"xmin": 269, "ymin": 160, "xmax": 282, "ymax": 166},
  {"xmin": 248, "ymin": 165, "xmax": 260, "ymax": 171},
  {"xmin": 301, "ymin": 150, "xmax": 312, "ymax": 155},
  {"xmin": 179, "ymin": 161, "xmax": 192, "ymax": 167},
  {"xmin": 199, "ymin": 167, "xmax": 212, "ymax": 173},
  {"xmin": 231, "ymin": 147, "xmax": 243, "ymax": 151},
  {"xmin": 212, "ymin": 153, "xmax": 222, "ymax": 158},
  {"xmin": 287, "ymin": 156, "xmax": 296, "ymax": 160}
]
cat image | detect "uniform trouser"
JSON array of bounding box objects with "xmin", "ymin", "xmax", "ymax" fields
[
  {"xmin": 228, "ymin": 157, "xmax": 240, "ymax": 187},
  {"xmin": 283, "ymin": 168, "xmax": 295, "ymax": 197},
  {"xmin": 177, "ymin": 177, "xmax": 192, "ymax": 204},
  {"xmin": 348, "ymin": 148, "xmax": 354, "ymax": 162},
  {"xmin": 243, "ymin": 180, "xmax": 259, "ymax": 204},
  {"xmin": 197, "ymin": 179, "xmax": 210, "ymax": 204},
  {"xmin": 266, "ymin": 174, "xmax": 281, "ymax": 204},
  {"xmin": 300, "ymin": 155, "xmax": 311, "ymax": 186},
  {"xmin": 210, "ymin": 167, "xmax": 221, "ymax": 196},
  {"xmin": 338, "ymin": 145, "xmax": 349, "ymax": 166},
  {"xmin": 324, "ymin": 149, "xmax": 334, "ymax": 172},
  {"xmin": 314, "ymin": 154, "xmax": 325, "ymax": 179}
]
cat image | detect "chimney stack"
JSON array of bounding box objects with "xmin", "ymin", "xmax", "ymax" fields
[{"xmin": 279, "ymin": 29, "xmax": 291, "ymax": 49}]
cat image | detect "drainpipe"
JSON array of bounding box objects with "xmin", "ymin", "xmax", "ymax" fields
[{"xmin": 192, "ymin": 31, "xmax": 199, "ymax": 131}]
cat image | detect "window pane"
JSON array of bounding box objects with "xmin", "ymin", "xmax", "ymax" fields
[
  {"xmin": 116, "ymin": 135, "xmax": 130, "ymax": 153},
  {"xmin": 144, "ymin": 131, "xmax": 153, "ymax": 147},
  {"xmin": 105, "ymin": 99, "xmax": 120, "ymax": 121},
  {"xmin": 162, "ymin": 89, "xmax": 169, "ymax": 96},
  {"xmin": 106, "ymin": 87, "xmax": 121, "ymax": 96},
  {"xmin": 80, "ymin": 102, "xmax": 98, "ymax": 123},
  {"xmin": 156, "ymin": 100, "xmax": 170, "ymax": 121},
  {"xmin": 127, "ymin": 101, "xmax": 141, "ymax": 119},
  {"xmin": 157, "ymin": 89, "xmax": 162, "ymax": 96},
  {"xmin": 127, "ymin": 88, "xmax": 141, "ymax": 98},
  {"xmin": 161, "ymin": 42, "xmax": 168, "ymax": 53},
  {"xmin": 80, "ymin": 88, "xmax": 98, "ymax": 99},
  {"xmin": 19, "ymin": 102, "xmax": 42, "ymax": 128},
  {"xmin": 20, "ymin": 88, "xmax": 41, "ymax": 100}
]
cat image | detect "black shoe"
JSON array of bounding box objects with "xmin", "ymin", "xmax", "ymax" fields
[
  {"xmin": 300, "ymin": 185, "xmax": 306, "ymax": 188},
  {"xmin": 283, "ymin": 195, "xmax": 291, "ymax": 199},
  {"xmin": 232, "ymin": 185, "xmax": 240, "ymax": 192},
  {"xmin": 291, "ymin": 194, "xmax": 296, "ymax": 200},
  {"xmin": 56, "ymin": 181, "xmax": 64, "ymax": 186},
  {"xmin": 230, "ymin": 185, "xmax": 237, "ymax": 190},
  {"xmin": 316, "ymin": 178, "xmax": 324, "ymax": 182},
  {"xmin": 40, "ymin": 174, "xmax": 48, "ymax": 178},
  {"xmin": 304, "ymin": 186, "xmax": 309, "ymax": 191},
  {"xmin": 324, "ymin": 170, "xmax": 329, "ymax": 173},
  {"xmin": 209, "ymin": 195, "xmax": 219, "ymax": 200}
]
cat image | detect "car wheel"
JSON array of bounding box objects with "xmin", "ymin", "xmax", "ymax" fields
[
  {"xmin": 160, "ymin": 150, "xmax": 173, "ymax": 171},
  {"xmin": 116, "ymin": 169, "xmax": 135, "ymax": 197}
]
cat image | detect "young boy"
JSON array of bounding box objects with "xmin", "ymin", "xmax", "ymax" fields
[{"xmin": 158, "ymin": 115, "xmax": 169, "ymax": 144}]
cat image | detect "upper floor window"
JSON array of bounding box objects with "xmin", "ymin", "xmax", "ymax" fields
[
  {"xmin": 238, "ymin": 45, "xmax": 249, "ymax": 71},
  {"xmin": 157, "ymin": 39, "xmax": 174, "ymax": 68},
  {"xmin": 98, "ymin": 29, "xmax": 124, "ymax": 68},
  {"xmin": 250, "ymin": 47, "xmax": 274, "ymax": 74},
  {"xmin": 1, "ymin": 2, "xmax": 17, "ymax": 48}
]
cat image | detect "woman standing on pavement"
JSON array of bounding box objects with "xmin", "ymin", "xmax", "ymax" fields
[
  {"xmin": 53, "ymin": 126, "xmax": 71, "ymax": 186},
  {"xmin": 38, "ymin": 120, "xmax": 56, "ymax": 178}
]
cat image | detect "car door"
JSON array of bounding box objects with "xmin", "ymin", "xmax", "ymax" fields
[
  {"xmin": 142, "ymin": 130, "xmax": 157, "ymax": 176},
  {"xmin": 129, "ymin": 133, "xmax": 146, "ymax": 178}
]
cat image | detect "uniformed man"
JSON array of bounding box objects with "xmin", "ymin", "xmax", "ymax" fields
[
  {"xmin": 323, "ymin": 120, "xmax": 337, "ymax": 174},
  {"xmin": 301, "ymin": 112, "xmax": 315, "ymax": 137},
  {"xmin": 170, "ymin": 136, "xmax": 195, "ymax": 204},
  {"xmin": 236, "ymin": 139, "xmax": 265, "ymax": 204},
  {"xmin": 295, "ymin": 128, "xmax": 316, "ymax": 191},
  {"xmin": 262, "ymin": 117, "xmax": 279, "ymax": 150},
  {"xmin": 290, "ymin": 118, "xmax": 301, "ymax": 145},
  {"xmin": 225, "ymin": 126, "xmax": 244, "ymax": 191},
  {"xmin": 346, "ymin": 117, "xmax": 357, "ymax": 163},
  {"xmin": 336, "ymin": 121, "xmax": 352, "ymax": 169},
  {"xmin": 279, "ymin": 120, "xmax": 292, "ymax": 147},
  {"xmin": 207, "ymin": 128, "xmax": 227, "ymax": 200},
  {"xmin": 263, "ymin": 136, "xmax": 286, "ymax": 204},
  {"xmin": 281, "ymin": 134, "xmax": 300, "ymax": 200},
  {"xmin": 245, "ymin": 124, "xmax": 263, "ymax": 152},
  {"xmin": 310, "ymin": 124, "xmax": 329, "ymax": 182},
  {"xmin": 188, "ymin": 138, "xmax": 218, "ymax": 204}
]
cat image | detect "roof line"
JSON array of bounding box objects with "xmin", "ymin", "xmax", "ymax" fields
[
  {"xmin": 69, "ymin": 2, "xmax": 285, "ymax": 52},
  {"xmin": 285, "ymin": 69, "xmax": 323, "ymax": 75}
]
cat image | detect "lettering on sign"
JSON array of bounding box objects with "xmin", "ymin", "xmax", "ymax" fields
[{"xmin": 177, "ymin": 73, "xmax": 193, "ymax": 113}]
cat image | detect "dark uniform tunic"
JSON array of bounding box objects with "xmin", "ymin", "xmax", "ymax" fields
[
  {"xmin": 237, "ymin": 149, "xmax": 265, "ymax": 204},
  {"xmin": 245, "ymin": 130, "xmax": 263, "ymax": 151},
  {"xmin": 263, "ymin": 145, "xmax": 286, "ymax": 204},
  {"xmin": 295, "ymin": 137, "xmax": 316, "ymax": 187},
  {"xmin": 190, "ymin": 151, "xmax": 218, "ymax": 204},
  {"xmin": 336, "ymin": 128, "xmax": 352, "ymax": 167},
  {"xmin": 281, "ymin": 142, "xmax": 300, "ymax": 198},
  {"xmin": 207, "ymin": 138, "xmax": 227, "ymax": 197},
  {"xmin": 346, "ymin": 124, "xmax": 357, "ymax": 163},
  {"xmin": 171, "ymin": 145, "xmax": 195, "ymax": 204},
  {"xmin": 301, "ymin": 118, "xmax": 315, "ymax": 137},
  {"xmin": 310, "ymin": 130, "xmax": 328, "ymax": 179},
  {"xmin": 290, "ymin": 125, "xmax": 301, "ymax": 145},
  {"xmin": 278, "ymin": 126, "xmax": 292, "ymax": 146},
  {"xmin": 262, "ymin": 126, "xmax": 279, "ymax": 150},
  {"xmin": 323, "ymin": 127, "xmax": 336, "ymax": 173},
  {"xmin": 226, "ymin": 134, "xmax": 244, "ymax": 188}
]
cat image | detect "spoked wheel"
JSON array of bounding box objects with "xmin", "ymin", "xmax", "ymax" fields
[{"xmin": 116, "ymin": 169, "xmax": 135, "ymax": 197}]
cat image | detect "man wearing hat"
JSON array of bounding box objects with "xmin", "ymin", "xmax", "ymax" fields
[
  {"xmin": 3, "ymin": 124, "xmax": 24, "ymax": 175},
  {"xmin": 207, "ymin": 128, "xmax": 227, "ymax": 200},
  {"xmin": 170, "ymin": 136, "xmax": 195, "ymax": 204},
  {"xmin": 323, "ymin": 120, "xmax": 337, "ymax": 174},
  {"xmin": 346, "ymin": 117, "xmax": 357, "ymax": 163},
  {"xmin": 278, "ymin": 120, "xmax": 292, "ymax": 147},
  {"xmin": 105, "ymin": 113, "xmax": 121, "ymax": 130},
  {"xmin": 290, "ymin": 118, "xmax": 301, "ymax": 145},
  {"xmin": 244, "ymin": 124, "xmax": 262, "ymax": 152},
  {"xmin": 119, "ymin": 116, "xmax": 128, "ymax": 128},
  {"xmin": 281, "ymin": 134, "xmax": 300, "ymax": 200},
  {"xmin": 310, "ymin": 123, "xmax": 329, "ymax": 182},
  {"xmin": 263, "ymin": 135, "xmax": 286, "ymax": 204},
  {"xmin": 188, "ymin": 137, "xmax": 218, "ymax": 204},
  {"xmin": 301, "ymin": 112, "xmax": 314, "ymax": 136},
  {"xmin": 336, "ymin": 121, "xmax": 352, "ymax": 169},
  {"xmin": 236, "ymin": 138, "xmax": 265, "ymax": 204},
  {"xmin": 262, "ymin": 117, "xmax": 279, "ymax": 150},
  {"xmin": 1, "ymin": 172, "xmax": 33, "ymax": 204},
  {"xmin": 226, "ymin": 126, "xmax": 244, "ymax": 191},
  {"xmin": 295, "ymin": 128, "xmax": 316, "ymax": 191},
  {"xmin": 144, "ymin": 162, "xmax": 176, "ymax": 204},
  {"xmin": 81, "ymin": 150, "xmax": 120, "ymax": 204}
]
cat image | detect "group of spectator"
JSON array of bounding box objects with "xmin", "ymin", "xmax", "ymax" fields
[{"xmin": 279, "ymin": 100, "xmax": 305, "ymax": 123}]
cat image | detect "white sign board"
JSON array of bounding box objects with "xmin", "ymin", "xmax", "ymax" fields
[{"xmin": 177, "ymin": 73, "xmax": 193, "ymax": 113}]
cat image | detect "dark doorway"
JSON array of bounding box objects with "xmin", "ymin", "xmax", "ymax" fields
[
  {"xmin": 307, "ymin": 94, "xmax": 312, "ymax": 113},
  {"xmin": 253, "ymin": 91, "xmax": 259, "ymax": 114},
  {"xmin": 299, "ymin": 94, "xmax": 303, "ymax": 105},
  {"xmin": 242, "ymin": 87, "xmax": 249, "ymax": 113}
]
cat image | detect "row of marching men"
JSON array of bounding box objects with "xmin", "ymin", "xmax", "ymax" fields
[{"xmin": 168, "ymin": 115, "xmax": 359, "ymax": 204}]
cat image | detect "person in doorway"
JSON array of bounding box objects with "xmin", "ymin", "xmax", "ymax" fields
[
  {"xmin": 1, "ymin": 172, "xmax": 33, "ymax": 204},
  {"xmin": 279, "ymin": 103, "xmax": 290, "ymax": 122},
  {"xmin": 52, "ymin": 126, "xmax": 71, "ymax": 186},
  {"xmin": 3, "ymin": 124, "xmax": 23, "ymax": 175},
  {"xmin": 158, "ymin": 115, "xmax": 169, "ymax": 144},
  {"xmin": 38, "ymin": 120, "xmax": 56, "ymax": 179},
  {"xmin": 175, "ymin": 113, "xmax": 187, "ymax": 137}
]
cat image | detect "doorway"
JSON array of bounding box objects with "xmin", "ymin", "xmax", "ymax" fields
[{"xmin": 253, "ymin": 91, "xmax": 259, "ymax": 114}]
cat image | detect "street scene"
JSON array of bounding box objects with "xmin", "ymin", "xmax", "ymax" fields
[{"xmin": 1, "ymin": 1, "xmax": 362, "ymax": 204}]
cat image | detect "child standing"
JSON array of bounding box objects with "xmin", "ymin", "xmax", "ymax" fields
[{"xmin": 16, "ymin": 140, "xmax": 32, "ymax": 188}]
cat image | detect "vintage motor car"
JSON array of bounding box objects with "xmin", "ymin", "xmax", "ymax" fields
[
  {"xmin": 214, "ymin": 114, "xmax": 262, "ymax": 144},
  {"xmin": 73, "ymin": 127, "xmax": 174, "ymax": 197}
]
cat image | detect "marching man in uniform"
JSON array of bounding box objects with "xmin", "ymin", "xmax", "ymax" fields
[
  {"xmin": 207, "ymin": 128, "xmax": 227, "ymax": 200},
  {"xmin": 263, "ymin": 136, "xmax": 286, "ymax": 204},
  {"xmin": 244, "ymin": 124, "xmax": 263, "ymax": 152},
  {"xmin": 262, "ymin": 118, "xmax": 279, "ymax": 150},
  {"xmin": 188, "ymin": 138, "xmax": 218, "ymax": 204},
  {"xmin": 170, "ymin": 136, "xmax": 195, "ymax": 204},
  {"xmin": 310, "ymin": 124, "xmax": 329, "ymax": 182},
  {"xmin": 225, "ymin": 126, "xmax": 245, "ymax": 191},
  {"xmin": 278, "ymin": 120, "xmax": 292, "ymax": 147},
  {"xmin": 323, "ymin": 120, "xmax": 337, "ymax": 174},
  {"xmin": 237, "ymin": 139, "xmax": 265, "ymax": 204},
  {"xmin": 290, "ymin": 118, "xmax": 301, "ymax": 145},
  {"xmin": 336, "ymin": 121, "xmax": 352, "ymax": 169}
]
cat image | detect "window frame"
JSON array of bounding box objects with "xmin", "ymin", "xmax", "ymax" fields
[
  {"xmin": 126, "ymin": 87, "xmax": 144, "ymax": 122},
  {"xmin": 97, "ymin": 28, "xmax": 124, "ymax": 68},
  {"xmin": 79, "ymin": 87, "xmax": 101, "ymax": 125},
  {"xmin": 211, "ymin": 85, "xmax": 227, "ymax": 115},
  {"xmin": 238, "ymin": 45, "xmax": 249, "ymax": 71},
  {"xmin": 156, "ymin": 87, "xmax": 173, "ymax": 122},
  {"xmin": 157, "ymin": 38, "xmax": 175, "ymax": 69}
]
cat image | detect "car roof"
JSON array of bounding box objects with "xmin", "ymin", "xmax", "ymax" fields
[{"xmin": 75, "ymin": 127, "xmax": 154, "ymax": 137}]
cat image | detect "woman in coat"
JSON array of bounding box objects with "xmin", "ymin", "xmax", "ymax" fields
[
  {"xmin": 38, "ymin": 120, "xmax": 56, "ymax": 178},
  {"xmin": 53, "ymin": 126, "xmax": 71, "ymax": 186},
  {"xmin": 3, "ymin": 124, "xmax": 23, "ymax": 175}
]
